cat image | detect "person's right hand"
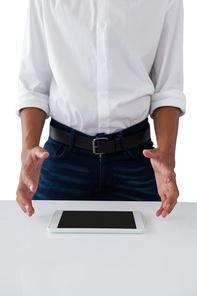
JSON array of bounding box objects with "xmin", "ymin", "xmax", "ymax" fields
[{"xmin": 16, "ymin": 146, "xmax": 49, "ymax": 217}]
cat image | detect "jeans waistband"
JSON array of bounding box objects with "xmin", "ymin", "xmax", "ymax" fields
[{"xmin": 50, "ymin": 118, "xmax": 150, "ymax": 139}]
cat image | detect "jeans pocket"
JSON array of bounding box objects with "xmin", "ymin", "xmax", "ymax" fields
[
  {"xmin": 126, "ymin": 139, "xmax": 154, "ymax": 161},
  {"xmin": 44, "ymin": 137, "xmax": 69, "ymax": 158}
]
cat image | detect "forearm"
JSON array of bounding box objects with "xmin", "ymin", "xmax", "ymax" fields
[
  {"xmin": 20, "ymin": 107, "xmax": 46, "ymax": 163},
  {"xmin": 153, "ymin": 106, "xmax": 180, "ymax": 168}
]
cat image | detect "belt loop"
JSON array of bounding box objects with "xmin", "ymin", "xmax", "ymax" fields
[
  {"xmin": 117, "ymin": 131, "xmax": 126, "ymax": 152},
  {"xmin": 68, "ymin": 130, "xmax": 76, "ymax": 152}
]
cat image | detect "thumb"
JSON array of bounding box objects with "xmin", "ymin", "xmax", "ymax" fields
[
  {"xmin": 32, "ymin": 146, "xmax": 49, "ymax": 159},
  {"xmin": 143, "ymin": 149, "xmax": 158, "ymax": 159}
]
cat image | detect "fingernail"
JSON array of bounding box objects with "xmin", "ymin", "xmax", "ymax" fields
[
  {"xmin": 167, "ymin": 178, "xmax": 171, "ymax": 183},
  {"xmin": 25, "ymin": 205, "xmax": 28, "ymax": 211},
  {"xmin": 30, "ymin": 185, "xmax": 33, "ymax": 192},
  {"xmin": 166, "ymin": 204, "xmax": 170, "ymax": 209}
]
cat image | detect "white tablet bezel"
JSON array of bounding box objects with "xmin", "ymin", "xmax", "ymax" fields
[{"xmin": 47, "ymin": 210, "xmax": 147, "ymax": 234}]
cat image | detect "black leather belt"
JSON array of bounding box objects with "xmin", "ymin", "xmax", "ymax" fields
[{"xmin": 49, "ymin": 124, "xmax": 150, "ymax": 155}]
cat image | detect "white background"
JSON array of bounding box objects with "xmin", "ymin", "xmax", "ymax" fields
[{"xmin": 0, "ymin": 0, "xmax": 196, "ymax": 202}]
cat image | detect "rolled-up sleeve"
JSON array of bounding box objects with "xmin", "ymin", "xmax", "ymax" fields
[
  {"xmin": 16, "ymin": 0, "xmax": 52, "ymax": 117},
  {"xmin": 149, "ymin": 0, "xmax": 186, "ymax": 118}
]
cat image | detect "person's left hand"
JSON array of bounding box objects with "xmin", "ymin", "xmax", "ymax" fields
[{"xmin": 143, "ymin": 148, "xmax": 179, "ymax": 218}]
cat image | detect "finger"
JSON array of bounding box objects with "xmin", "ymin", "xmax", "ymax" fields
[
  {"xmin": 24, "ymin": 204, "xmax": 35, "ymax": 217},
  {"xmin": 156, "ymin": 202, "xmax": 166, "ymax": 217},
  {"xmin": 160, "ymin": 183, "xmax": 179, "ymax": 217},
  {"xmin": 22, "ymin": 173, "xmax": 37, "ymax": 193},
  {"xmin": 166, "ymin": 199, "xmax": 177, "ymax": 215},
  {"xmin": 157, "ymin": 186, "xmax": 179, "ymax": 218},
  {"xmin": 22, "ymin": 147, "xmax": 49, "ymax": 192},
  {"xmin": 161, "ymin": 199, "xmax": 177, "ymax": 218},
  {"xmin": 16, "ymin": 187, "xmax": 35, "ymax": 217},
  {"xmin": 157, "ymin": 196, "xmax": 178, "ymax": 218},
  {"xmin": 163, "ymin": 183, "xmax": 179, "ymax": 210},
  {"xmin": 156, "ymin": 191, "xmax": 168, "ymax": 217},
  {"xmin": 156, "ymin": 206, "xmax": 163, "ymax": 217}
]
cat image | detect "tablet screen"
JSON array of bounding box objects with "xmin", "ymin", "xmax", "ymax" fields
[{"xmin": 57, "ymin": 211, "xmax": 136, "ymax": 229}]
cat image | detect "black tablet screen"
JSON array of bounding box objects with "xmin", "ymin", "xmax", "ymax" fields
[{"xmin": 57, "ymin": 211, "xmax": 136, "ymax": 229}]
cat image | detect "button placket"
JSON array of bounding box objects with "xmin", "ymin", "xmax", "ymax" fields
[{"xmin": 96, "ymin": 1, "xmax": 110, "ymax": 132}]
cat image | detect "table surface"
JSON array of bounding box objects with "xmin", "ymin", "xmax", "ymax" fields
[{"xmin": 1, "ymin": 200, "xmax": 197, "ymax": 296}]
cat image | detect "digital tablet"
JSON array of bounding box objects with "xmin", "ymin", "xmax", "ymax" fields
[{"xmin": 47, "ymin": 210, "xmax": 147, "ymax": 234}]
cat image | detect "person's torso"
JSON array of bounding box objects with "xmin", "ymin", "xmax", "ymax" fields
[{"xmin": 42, "ymin": 0, "xmax": 169, "ymax": 135}]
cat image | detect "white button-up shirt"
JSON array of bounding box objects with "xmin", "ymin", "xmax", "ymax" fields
[{"xmin": 16, "ymin": 0, "xmax": 186, "ymax": 135}]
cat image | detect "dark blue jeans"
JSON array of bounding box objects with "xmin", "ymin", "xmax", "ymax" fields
[{"xmin": 33, "ymin": 118, "xmax": 160, "ymax": 201}]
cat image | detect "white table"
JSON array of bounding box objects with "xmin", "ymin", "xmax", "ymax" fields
[{"xmin": 1, "ymin": 200, "xmax": 197, "ymax": 296}]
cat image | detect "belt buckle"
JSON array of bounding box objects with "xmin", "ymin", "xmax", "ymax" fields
[{"xmin": 92, "ymin": 137, "xmax": 108, "ymax": 155}]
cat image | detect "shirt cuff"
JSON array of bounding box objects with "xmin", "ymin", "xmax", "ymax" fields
[
  {"xmin": 150, "ymin": 89, "xmax": 186, "ymax": 118},
  {"xmin": 16, "ymin": 90, "xmax": 50, "ymax": 118}
]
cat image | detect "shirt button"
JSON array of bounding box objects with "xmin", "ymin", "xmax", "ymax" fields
[
  {"xmin": 100, "ymin": 22, "xmax": 106, "ymax": 27},
  {"xmin": 101, "ymin": 57, "xmax": 106, "ymax": 63}
]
